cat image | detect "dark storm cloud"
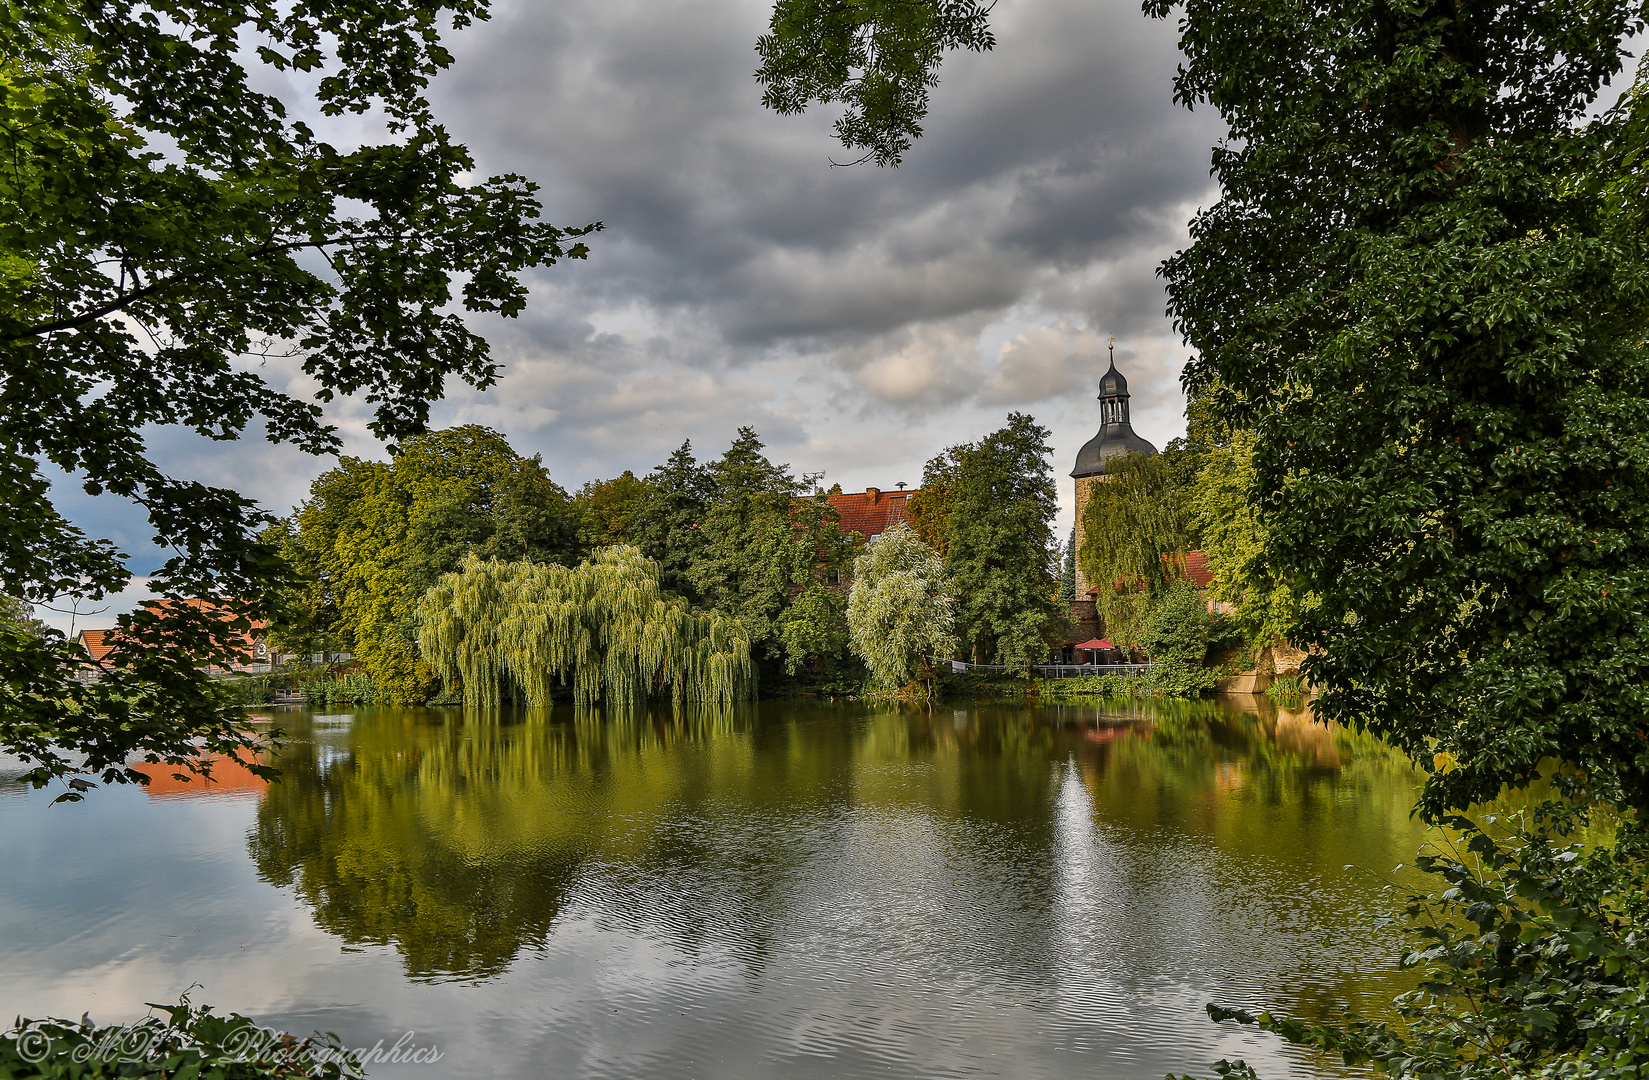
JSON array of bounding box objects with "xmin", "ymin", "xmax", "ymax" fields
[
  {"xmin": 43, "ymin": 0, "xmax": 1224, "ymax": 632},
  {"xmin": 433, "ymin": 0, "xmax": 1222, "ymax": 366}
]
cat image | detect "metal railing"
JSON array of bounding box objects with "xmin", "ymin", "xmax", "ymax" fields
[
  {"xmin": 940, "ymin": 659, "xmax": 1155, "ymax": 678},
  {"xmin": 1034, "ymin": 663, "xmax": 1154, "ymax": 679}
]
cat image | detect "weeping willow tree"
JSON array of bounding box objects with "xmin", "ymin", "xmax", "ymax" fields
[
  {"xmin": 1079, "ymin": 452, "xmax": 1193, "ymax": 646},
  {"xmin": 416, "ymin": 547, "xmax": 754, "ymax": 706},
  {"xmin": 846, "ymin": 523, "xmax": 956, "ymax": 689}
]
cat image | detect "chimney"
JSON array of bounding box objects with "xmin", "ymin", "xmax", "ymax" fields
[{"xmin": 865, "ymin": 486, "xmax": 880, "ymax": 504}]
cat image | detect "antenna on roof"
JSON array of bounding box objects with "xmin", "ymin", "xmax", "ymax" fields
[{"xmin": 896, "ymin": 481, "xmax": 907, "ymax": 490}]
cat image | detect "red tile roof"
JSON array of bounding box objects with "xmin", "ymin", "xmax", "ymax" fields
[
  {"xmin": 1182, "ymin": 550, "xmax": 1213, "ymax": 589},
  {"xmin": 77, "ymin": 600, "xmax": 269, "ymax": 671},
  {"xmin": 77, "ymin": 629, "xmax": 116, "ymax": 665},
  {"xmin": 827, "ymin": 487, "xmax": 920, "ymax": 538}
]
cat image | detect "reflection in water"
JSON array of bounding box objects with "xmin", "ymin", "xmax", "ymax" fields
[
  {"xmin": 0, "ymin": 697, "xmax": 1430, "ymax": 1078},
  {"xmin": 246, "ymin": 699, "xmax": 1424, "ymax": 1053}
]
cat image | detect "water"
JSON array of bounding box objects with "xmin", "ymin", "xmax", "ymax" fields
[{"xmin": 0, "ymin": 698, "xmax": 1427, "ymax": 1079}]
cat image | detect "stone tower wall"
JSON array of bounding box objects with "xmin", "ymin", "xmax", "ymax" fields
[{"xmin": 1071, "ymin": 473, "xmax": 1109, "ymax": 597}]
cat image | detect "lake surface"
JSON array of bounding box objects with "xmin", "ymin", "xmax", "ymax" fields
[{"xmin": 0, "ymin": 698, "xmax": 1428, "ymax": 1079}]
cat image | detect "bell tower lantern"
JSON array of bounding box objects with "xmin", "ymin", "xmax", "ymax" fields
[{"xmin": 1071, "ymin": 342, "xmax": 1159, "ymax": 595}]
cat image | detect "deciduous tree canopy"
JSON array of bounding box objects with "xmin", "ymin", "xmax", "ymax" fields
[
  {"xmin": 630, "ymin": 429, "xmax": 858, "ymax": 684},
  {"xmin": 1152, "ymin": 0, "xmax": 1649, "ymax": 825},
  {"xmin": 1, "ymin": 0, "xmax": 592, "ymax": 796},
  {"xmin": 944, "ymin": 413, "xmax": 1062, "ymax": 667},
  {"xmin": 288, "ymin": 426, "xmax": 582, "ymax": 702},
  {"xmin": 1078, "ymin": 451, "xmax": 1191, "ymax": 647}
]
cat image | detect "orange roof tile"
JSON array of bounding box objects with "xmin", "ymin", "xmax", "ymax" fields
[
  {"xmin": 827, "ymin": 487, "xmax": 920, "ymax": 538},
  {"xmin": 77, "ymin": 629, "xmax": 116, "ymax": 665},
  {"xmin": 79, "ymin": 600, "xmax": 269, "ymax": 671}
]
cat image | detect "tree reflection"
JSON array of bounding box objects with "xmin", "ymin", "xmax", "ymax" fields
[{"xmin": 249, "ymin": 697, "xmax": 1424, "ymax": 1016}]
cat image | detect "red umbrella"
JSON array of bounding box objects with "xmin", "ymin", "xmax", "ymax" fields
[{"xmin": 1073, "ymin": 638, "xmax": 1115, "ymax": 651}]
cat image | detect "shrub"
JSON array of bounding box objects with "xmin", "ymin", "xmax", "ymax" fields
[
  {"xmin": 1137, "ymin": 580, "xmax": 1220, "ymax": 697},
  {"xmin": 1, "ymin": 996, "xmax": 365, "ymax": 1079},
  {"xmin": 1138, "ymin": 662, "xmax": 1221, "ymax": 698},
  {"xmin": 1038, "ymin": 674, "xmax": 1136, "ymax": 698},
  {"xmin": 300, "ymin": 673, "xmax": 379, "ymax": 706},
  {"xmin": 222, "ymin": 674, "xmax": 275, "ymax": 705},
  {"xmin": 1264, "ymin": 673, "xmax": 1305, "ymax": 702},
  {"xmin": 1143, "ymin": 579, "xmax": 1212, "ymax": 667}
]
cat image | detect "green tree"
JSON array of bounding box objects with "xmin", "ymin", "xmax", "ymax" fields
[
  {"xmin": 846, "ymin": 523, "xmax": 955, "ymax": 688},
  {"xmin": 692, "ymin": 427, "xmax": 801, "ymax": 642},
  {"xmin": 628, "ymin": 432, "xmax": 857, "ymax": 687},
  {"xmin": 575, "ymin": 470, "xmax": 648, "ymax": 547},
  {"xmin": 1188, "ymin": 430, "xmax": 1302, "ymax": 646},
  {"xmin": 291, "ymin": 426, "xmax": 581, "ymax": 702},
  {"xmin": 946, "ymin": 413, "xmax": 1062, "ymax": 667},
  {"xmin": 778, "ymin": 583, "xmax": 849, "ymax": 678},
  {"xmin": 1144, "ymin": 8, "xmax": 1649, "ymax": 1080},
  {"xmin": 906, "ymin": 444, "xmax": 964, "ymax": 554},
  {"xmin": 1140, "ymin": 578, "xmax": 1220, "ymax": 696},
  {"xmin": 756, "ymin": 0, "xmax": 995, "ymax": 166},
  {"xmin": 1151, "ymin": 0, "xmax": 1649, "ymax": 825},
  {"xmin": 0, "ymin": 595, "xmax": 49, "ymax": 637},
  {"xmin": 770, "ymin": 493, "xmax": 859, "ymax": 680},
  {"xmin": 630, "ymin": 442, "xmax": 713, "ymax": 602},
  {"xmin": 1059, "ymin": 527, "xmax": 1076, "ymax": 604},
  {"xmin": 417, "ymin": 548, "xmax": 753, "ymax": 707},
  {"xmin": 1078, "ymin": 452, "xmax": 1191, "ymax": 646},
  {"xmin": 691, "ymin": 430, "xmax": 857, "ymax": 681},
  {"xmin": 1, "ymin": 0, "xmax": 593, "ymax": 796}
]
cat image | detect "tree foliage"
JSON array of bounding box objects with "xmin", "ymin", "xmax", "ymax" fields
[
  {"xmin": 1059, "ymin": 527, "xmax": 1076, "ymax": 604},
  {"xmin": 0, "ymin": 595, "xmax": 49, "ymax": 637},
  {"xmin": 756, "ymin": 0, "xmax": 995, "ymax": 166},
  {"xmin": 629, "ymin": 430, "xmax": 857, "ymax": 683},
  {"xmin": 846, "ymin": 523, "xmax": 954, "ymax": 688},
  {"xmin": 1151, "ymin": 0, "xmax": 1649, "ymax": 825},
  {"xmin": 1137, "ymin": 2, "xmax": 1649, "ymax": 1074},
  {"xmin": 1141, "ymin": 579, "xmax": 1221, "ymax": 696},
  {"xmin": 629, "ymin": 441, "xmax": 714, "ymax": 603},
  {"xmin": 1188, "ymin": 430, "xmax": 1301, "ymax": 645},
  {"xmin": 417, "ymin": 548, "xmax": 754, "ymax": 707},
  {"xmin": 575, "ymin": 470, "xmax": 647, "ymax": 547},
  {"xmin": 1078, "ymin": 451, "xmax": 1192, "ymax": 645},
  {"xmin": 945, "ymin": 413, "xmax": 1063, "ymax": 666},
  {"xmin": 1, "ymin": 0, "xmax": 591, "ymax": 795},
  {"xmin": 906, "ymin": 443, "xmax": 963, "ymax": 555},
  {"xmin": 691, "ymin": 427, "xmax": 809, "ymax": 645},
  {"xmin": 289, "ymin": 426, "xmax": 581, "ymax": 702}
]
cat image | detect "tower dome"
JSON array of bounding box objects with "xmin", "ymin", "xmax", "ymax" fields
[{"xmin": 1070, "ymin": 357, "xmax": 1157, "ymax": 478}]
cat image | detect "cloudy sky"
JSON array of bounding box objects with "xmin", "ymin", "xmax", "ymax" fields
[{"xmin": 48, "ymin": 0, "xmax": 1229, "ymax": 631}]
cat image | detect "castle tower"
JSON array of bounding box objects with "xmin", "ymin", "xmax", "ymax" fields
[{"xmin": 1071, "ymin": 351, "xmax": 1158, "ymax": 596}]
